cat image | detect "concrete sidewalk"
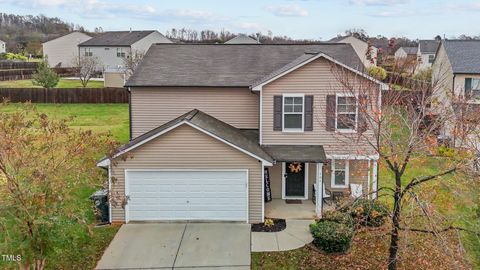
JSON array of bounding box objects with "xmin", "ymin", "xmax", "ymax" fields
[
  {"xmin": 251, "ymin": 219, "xmax": 313, "ymax": 252},
  {"xmin": 96, "ymin": 223, "xmax": 251, "ymax": 269}
]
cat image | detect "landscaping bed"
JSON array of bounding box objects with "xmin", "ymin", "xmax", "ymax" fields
[{"xmin": 251, "ymin": 218, "xmax": 286, "ymax": 232}]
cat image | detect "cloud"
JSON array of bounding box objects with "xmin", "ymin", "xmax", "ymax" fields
[
  {"xmin": 371, "ymin": 9, "xmax": 432, "ymax": 17},
  {"xmin": 266, "ymin": 4, "xmax": 309, "ymax": 17},
  {"xmin": 349, "ymin": 0, "xmax": 409, "ymax": 6}
]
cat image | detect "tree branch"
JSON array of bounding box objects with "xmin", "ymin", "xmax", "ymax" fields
[{"xmin": 401, "ymin": 167, "xmax": 457, "ymax": 198}]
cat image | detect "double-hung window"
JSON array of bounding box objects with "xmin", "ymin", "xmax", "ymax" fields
[
  {"xmin": 428, "ymin": 54, "xmax": 435, "ymax": 64},
  {"xmin": 283, "ymin": 94, "xmax": 304, "ymax": 131},
  {"xmin": 331, "ymin": 159, "xmax": 349, "ymax": 188},
  {"xmin": 117, "ymin": 48, "xmax": 126, "ymax": 58},
  {"xmin": 84, "ymin": 48, "xmax": 93, "ymax": 57},
  {"xmin": 469, "ymin": 78, "xmax": 480, "ymax": 99},
  {"xmin": 336, "ymin": 95, "xmax": 357, "ymax": 131}
]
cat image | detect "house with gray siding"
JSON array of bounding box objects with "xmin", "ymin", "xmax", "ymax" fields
[
  {"xmin": 78, "ymin": 30, "xmax": 172, "ymax": 71},
  {"xmin": 97, "ymin": 44, "xmax": 386, "ymax": 224}
]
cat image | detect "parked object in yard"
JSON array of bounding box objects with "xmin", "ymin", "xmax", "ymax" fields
[
  {"xmin": 0, "ymin": 39, "xmax": 6, "ymax": 53},
  {"xmin": 350, "ymin": 183, "xmax": 363, "ymax": 198},
  {"xmin": 90, "ymin": 189, "xmax": 109, "ymax": 223},
  {"xmin": 104, "ymin": 68, "xmax": 126, "ymax": 88}
]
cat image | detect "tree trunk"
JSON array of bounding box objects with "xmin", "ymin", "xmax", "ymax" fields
[{"xmin": 388, "ymin": 173, "xmax": 402, "ymax": 270}]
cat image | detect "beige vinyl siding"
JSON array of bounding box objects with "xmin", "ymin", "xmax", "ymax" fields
[
  {"xmin": 268, "ymin": 163, "xmax": 317, "ymax": 200},
  {"xmin": 104, "ymin": 71, "xmax": 125, "ymax": 87},
  {"xmin": 110, "ymin": 124, "xmax": 263, "ymax": 223},
  {"xmin": 131, "ymin": 87, "xmax": 259, "ymax": 138},
  {"xmin": 261, "ymin": 57, "xmax": 377, "ymax": 156},
  {"xmin": 42, "ymin": 32, "xmax": 91, "ymax": 68},
  {"xmin": 324, "ymin": 160, "xmax": 369, "ymax": 193}
]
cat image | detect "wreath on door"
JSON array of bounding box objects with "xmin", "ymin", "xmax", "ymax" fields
[{"xmin": 288, "ymin": 162, "xmax": 302, "ymax": 173}]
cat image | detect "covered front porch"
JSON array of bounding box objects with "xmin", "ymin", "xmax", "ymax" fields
[{"xmin": 261, "ymin": 145, "xmax": 379, "ymax": 221}]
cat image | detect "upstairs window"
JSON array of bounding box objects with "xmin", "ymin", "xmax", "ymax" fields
[
  {"xmin": 336, "ymin": 95, "xmax": 357, "ymax": 131},
  {"xmin": 84, "ymin": 48, "xmax": 93, "ymax": 57},
  {"xmin": 283, "ymin": 95, "xmax": 304, "ymax": 131},
  {"xmin": 117, "ymin": 48, "xmax": 126, "ymax": 58},
  {"xmin": 428, "ymin": 54, "xmax": 435, "ymax": 63}
]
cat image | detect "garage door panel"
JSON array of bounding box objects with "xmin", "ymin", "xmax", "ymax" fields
[{"xmin": 126, "ymin": 170, "xmax": 248, "ymax": 222}]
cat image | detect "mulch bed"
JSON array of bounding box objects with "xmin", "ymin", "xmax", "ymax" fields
[{"xmin": 251, "ymin": 218, "xmax": 286, "ymax": 232}]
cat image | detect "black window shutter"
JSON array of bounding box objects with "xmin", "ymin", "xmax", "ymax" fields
[
  {"xmin": 273, "ymin": 95, "xmax": 283, "ymax": 131},
  {"xmin": 465, "ymin": 78, "xmax": 472, "ymax": 98},
  {"xmin": 358, "ymin": 95, "xmax": 368, "ymax": 133},
  {"xmin": 326, "ymin": 95, "xmax": 336, "ymax": 131},
  {"xmin": 304, "ymin": 95, "xmax": 314, "ymax": 131}
]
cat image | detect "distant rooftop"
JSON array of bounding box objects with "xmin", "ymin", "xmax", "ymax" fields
[
  {"xmin": 79, "ymin": 30, "xmax": 163, "ymax": 46},
  {"xmin": 419, "ymin": 40, "xmax": 440, "ymax": 54},
  {"xmin": 225, "ymin": 34, "xmax": 260, "ymax": 44},
  {"xmin": 398, "ymin": 46, "xmax": 418, "ymax": 55}
]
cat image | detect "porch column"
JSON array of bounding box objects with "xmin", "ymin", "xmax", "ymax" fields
[
  {"xmin": 372, "ymin": 160, "xmax": 378, "ymax": 199},
  {"xmin": 316, "ymin": 163, "xmax": 323, "ymax": 217}
]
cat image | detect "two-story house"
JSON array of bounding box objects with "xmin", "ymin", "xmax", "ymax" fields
[
  {"xmin": 432, "ymin": 40, "xmax": 480, "ymax": 143},
  {"xmin": 97, "ymin": 44, "xmax": 386, "ymax": 224},
  {"xmin": 78, "ymin": 30, "xmax": 172, "ymax": 71},
  {"xmin": 42, "ymin": 31, "xmax": 92, "ymax": 67},
  {"xmin": 416, "ymin": 40, "xmax": 440, "ymax": 71},
  {"xmin": 328, "ymin": 35, "xmax": 378, "ymax": 68}
]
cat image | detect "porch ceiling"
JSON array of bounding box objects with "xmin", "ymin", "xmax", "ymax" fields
[{"xmin": 261, "ymin": 145, "xmax": 326, "ymax": 163}]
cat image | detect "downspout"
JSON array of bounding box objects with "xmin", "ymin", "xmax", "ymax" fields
[{"xmin": 128, "ymin": 87, "xmax": 132, "ymax": 141}]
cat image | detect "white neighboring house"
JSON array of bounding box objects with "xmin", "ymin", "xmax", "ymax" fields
[
  {"xmin": 78, "ymin": 30, "xmax": 172, "ymax": 72},
  {"xmin": 0, "ymin": 39, "xmax": 6, "ymax": 53},
  {"xmin": 416, "ymin": 40, "xmax": 440, "ymax": 71},
  {"xmin": 328, "ymin": 35, "xmax": 378, "ymax": 68},
  {"xmin": 42, "ymin": 32, "xmax": 92, "ymax": 67}
]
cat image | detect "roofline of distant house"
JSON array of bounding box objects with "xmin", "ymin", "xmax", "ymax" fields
[
  {"xmin": 125, "ymin": 84, "xmax": 252, "ymax": 88},
  {"xmin": 151, "ymin": 42, "xmax": 349, "ymax": 46},
  {"xmin": 78, "ymin": 44, "xmax": 131, "ymax": 47}
]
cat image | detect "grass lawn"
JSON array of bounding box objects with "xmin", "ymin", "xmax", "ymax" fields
[
  {"xmin": 0, "ymin": 103, "xmax": 129, "ymax": 143},
  {"xmin": 0, "ymin": 78, "xmax": 104, "ymax": 88}
]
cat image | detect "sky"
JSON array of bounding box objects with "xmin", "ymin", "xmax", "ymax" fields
[{"xmin": 0, "ymin": 0, "xmax": 479, "ymax": 40}]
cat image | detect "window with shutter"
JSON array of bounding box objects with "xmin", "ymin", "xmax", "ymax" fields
[
  {"xmin": 335, "ymin": 94, "xmax": 358, "ymax": 132},
  {"xmin": 282, "ymin": 94, "xmax": 304, "ymax": 132}
]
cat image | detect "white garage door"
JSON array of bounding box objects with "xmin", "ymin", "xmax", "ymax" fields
[{"xmin": 125, "ymin": 170, "xmax": 248, "ymax": 222}]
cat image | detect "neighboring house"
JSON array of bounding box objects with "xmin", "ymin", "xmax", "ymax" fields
[
  {"xmin": 433, "ymin": 40, "xmax": 480, "ymax": 105},
  {"xmin": 42, "ymin": 32, "xmax": 92, "ymax": 67},
  {"xmin": 0, "ymin": 39, "xmax": 6, "ymax": 53},
  {"xmin": 104, "ymin": 67, "xmax": 126, "ymax": 88},
  {"xmin": 328, "ymin": 35, "xmax": 377, "ymax": 68},
  {"xmin": 78, "ymin": 30, "xmax": 172, "ymax": 71},
  {"xmin": 225, "ymin": 34, "xmax": 260, "ymax": 44},
  {"xmin": 97, "ymin": 44, "xmax": 386, "ymax": 224},
  {"xmin": 394, "ymin": 46, "xmax": 418, "ymax": 59},
  {"xmin": 416, "ymin": 40, "xmax": 440, "ymax": 71}
]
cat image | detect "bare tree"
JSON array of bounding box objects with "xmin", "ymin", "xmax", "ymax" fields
[
  {"xmin": 326, "ymin": 60, "xmax": 480, "ymax": 270},
  {"xmin": 122, "ymin": 50, "xmax": 145, "ymax": 79},
  {"xmin": 71, "ymin": 55, "xmax": 99, "ymax": 88}
]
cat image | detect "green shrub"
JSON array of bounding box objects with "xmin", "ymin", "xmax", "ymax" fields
[
  {"xmin": 437, "ymin": 145, "xmax": 455, "ymax": 157},
  {"xmin": 414, "ymin": 68, "xmax": 432, "ymax": 82},
  {"xmin": 350, "ymin": 199, "xmax": 389, "ymax": 227},
  {"xmin": 1, "ymin": 52, "xmax": 28, "ymax": 61},
  {"xmin": 367, "ymin": 66, "xmax": 387, "ymax": 80},
  {"xmin": 322, "ymin": 210, "xmax": 355, "ymax": 228},
  {"xmin": 310, "ymin": 220, "xmax": 355, "ymax": 253},
  {"xmin": 32, "ymin": 61, "xmax": 60, "ymax": 88}
]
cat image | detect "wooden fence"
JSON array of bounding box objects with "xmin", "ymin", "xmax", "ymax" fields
[
  {"xmin": 0, "ymin": 61, "xmax": 38, "ymax": 70},
  {"xmin": 0, "ymin": 67, "xmax": 76, "ymax": 81},
  {"xmin": 382, "ymin": 89, "xmax": 424, "ymax": 107},
  {"xmin": 0, "ymin": 87, "xmax": 128, "ymax": 103}
]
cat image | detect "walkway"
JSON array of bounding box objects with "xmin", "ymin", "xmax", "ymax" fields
[{"xmin": 251, "ymin": 219, "xmax": 313, "ymax": 252}]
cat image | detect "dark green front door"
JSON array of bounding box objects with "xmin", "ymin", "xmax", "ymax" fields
[{"xmin": 285, "ymin": 162, "xmax": 305, "ymax": 197}]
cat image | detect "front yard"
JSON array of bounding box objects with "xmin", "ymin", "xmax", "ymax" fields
[
  {"xmin": 0, "ymin": 103, "xmax": 478, "ymax": 269},
  {"xmin": 0, "ymin": 78, "xmax": 104, "ymax": 88}
]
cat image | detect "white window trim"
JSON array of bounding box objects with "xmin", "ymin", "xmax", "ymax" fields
[
  {"xmin": 282, "ymin": 93, "xmax": 305, "ymax": 133},
  {"xmin": 331, "ymin": 159, "xmax": 350, "ymax": 188},
  {"xmin": 335, "ymin": 93, "xmax": 358, "ymax": 133},
  {"xmin": 282, "ymin": 162, "xmax": 309, "ymax": 200}
]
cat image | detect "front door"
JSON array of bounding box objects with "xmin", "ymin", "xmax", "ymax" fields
[{"xmin": 284, "ymin": 162, "xmax": 306, "ymax": 198}]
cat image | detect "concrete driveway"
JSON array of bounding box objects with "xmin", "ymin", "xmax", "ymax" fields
[{"xmin": 95, "ymin": 223, "xmax": 251, "ymax": 270}]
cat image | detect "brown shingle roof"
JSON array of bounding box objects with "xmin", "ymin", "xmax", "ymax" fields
[{"xmin": 126, "ymin": 43, "xmax": 364, "ymax": 87}]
